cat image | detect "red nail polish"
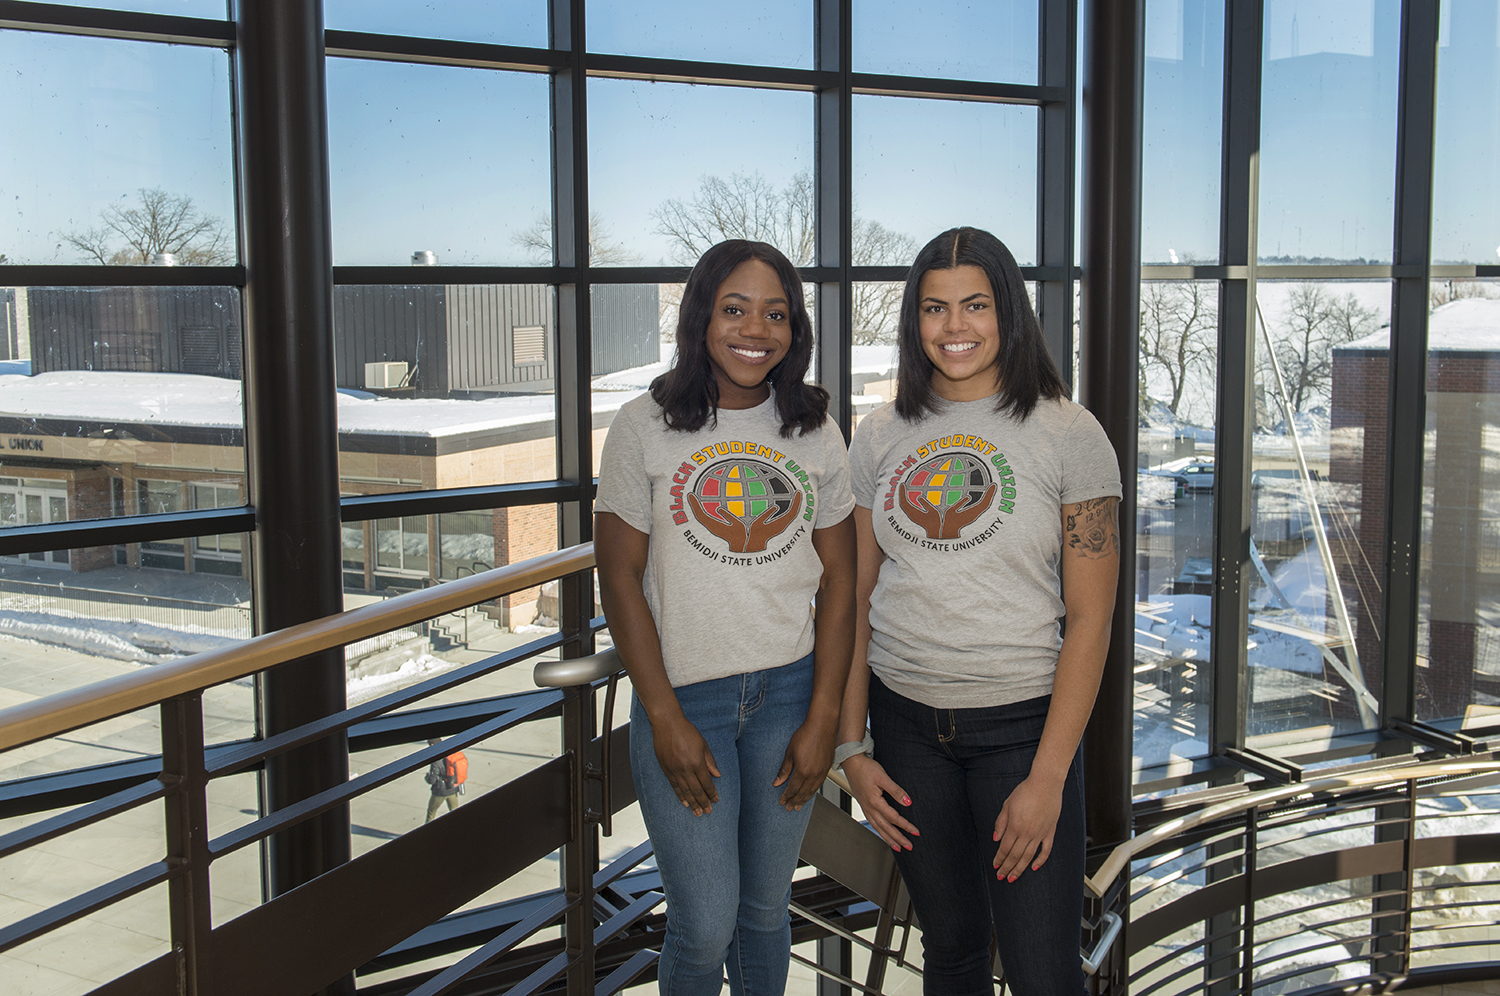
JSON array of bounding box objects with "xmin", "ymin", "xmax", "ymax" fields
[
  {"xmin": 902, "ymin": 795, "xmax": 911, "ymax": 805},
  {"xmin": 1008, "ymin": 875, "xmax": 1017, "ymax": 883}
]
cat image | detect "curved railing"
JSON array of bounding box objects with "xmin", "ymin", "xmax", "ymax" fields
[{"xmin": 1082, "ymin": 754, "xmax": 1500, "ymax": 996}]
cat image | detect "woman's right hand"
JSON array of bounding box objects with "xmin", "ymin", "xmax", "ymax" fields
[
  {"xmin": 653, "ymin": 713, "xmax": 722, "ymax": 816},
  {"xmin": 842, "ymin": 755, "xmax": 919, "ymax": 851}
]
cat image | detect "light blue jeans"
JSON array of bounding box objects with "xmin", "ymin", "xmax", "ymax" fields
[{"xmin": 630, "ymin": 653, "xmax": 817, "ymax": 996}]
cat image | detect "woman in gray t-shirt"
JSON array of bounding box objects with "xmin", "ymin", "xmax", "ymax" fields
[
  {"xmin": 595, "ymin": 239, "xmax": 856, "ymax": 996},
  {"xmin": 835, "ymin": 228, "xmax": 1121, "ymax": 996}
]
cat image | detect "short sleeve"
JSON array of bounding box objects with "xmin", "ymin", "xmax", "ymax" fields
[
  {"xmin": 814, "ymin": 419, "xmax": 855, "ymax": 529},
  {"xmin": 593, "ymin": 404, "xmax": 654, "ymax": 535},
  {"xmin": 848, "ymin": 415, "xmax": 879, "ymax": 509},
  {"xmin": 1060, "ymin": 407, "xmax": 1124, "ymax": 504}
]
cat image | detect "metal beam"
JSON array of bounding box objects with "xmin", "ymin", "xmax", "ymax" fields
[
  {"xmin": 235, "ymin": 7, "xmax": 351, "ymax": 989},
  {"xmin": 1078, "ymin": 0, "xmax": 1144, "ymax": 848},
  {"xmin": 1038, "ymin": 0, "xmax": 1078, "ymax": 384}
]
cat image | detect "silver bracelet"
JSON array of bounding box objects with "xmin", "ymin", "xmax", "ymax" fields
[{"xmin": 832, "ymin": 731, "xmax": 875, "ymax": 770}]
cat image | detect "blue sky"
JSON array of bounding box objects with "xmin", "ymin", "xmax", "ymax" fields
[{"xmin": 1, "ymin": 1, "xmax": 1496, "ymax": 267}]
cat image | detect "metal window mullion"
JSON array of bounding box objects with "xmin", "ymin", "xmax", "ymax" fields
[
  {"xmin": 551, "ymin": 0, "xmax": 594, "ymax": 665},
  {"xmin": 815, "ymin": 0, "xmax": 852, "ymax": 439},
  {"xmin": 1373, "ymin": 0, "xmax": 1442, "ymax": 977},
  {"xmin": 1207, "ymin": 5, "xmax": 1263, "ymax": 993},
  {"xmin": 814, "ymin": 5, "xmax": 854, "ymax": 993},
  {"xmin": 1210, "ymin": 0, "xmax": 1263, "ymax": 761},
  {"xmin": 1078, "ymin": 0, "xmax": 1143, "ymax": 847},
  {"xmin": 1382, "ymin": 0, "xmax": 1440, "ymax": 728},
  {"xmin": 1037, "ymin": 0, "xmax": 1077, "ymax": 383}
]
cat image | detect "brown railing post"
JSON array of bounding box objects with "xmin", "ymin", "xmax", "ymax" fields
[{"xmin": 162, "ymin": 693, "xmax": 213, "ymax": 996}]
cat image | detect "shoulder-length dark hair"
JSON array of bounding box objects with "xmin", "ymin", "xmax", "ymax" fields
[
  {"xmin": 894, "ymin": 227, "xmax": 1067, "ymax": 423},
  {"xmin": 650, "ymin": 239, "xmax": 828, "ymax": 439}
]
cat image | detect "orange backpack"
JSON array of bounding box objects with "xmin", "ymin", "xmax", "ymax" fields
[{"xmin": 445, "ymin": 752, "xmax": 468, "ymax": 793}]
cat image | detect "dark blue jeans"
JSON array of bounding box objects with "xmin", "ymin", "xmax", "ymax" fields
[{"xmin": 868, "ymin": 676, "xmax": 1086, "ymax": 996}]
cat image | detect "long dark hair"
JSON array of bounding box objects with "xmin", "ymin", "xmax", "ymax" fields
[
  {"xmin": 894, "ymin": 227, "xmax": 1067, "ymax": 422},
  {"xmin": 650, "ymin": 239, "xmax": 828, "ymax": 439}
]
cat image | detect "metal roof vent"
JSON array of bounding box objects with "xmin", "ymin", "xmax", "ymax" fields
[
  {"xmin": 149, "ymin": 253, "xmax": 177, "ymax": 266},
  {"xmin": 411, "ymin": 250, "xmax": 438, "ymax": 266}
]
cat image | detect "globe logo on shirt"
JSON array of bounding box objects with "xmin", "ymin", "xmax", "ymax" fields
[
  {"xmin": 899, "ymin": 451, "xmax": 996, "ymax": 540},
  {"xmin": 688, "ymin": 459, "xmax": 802, "ymax": 553}
]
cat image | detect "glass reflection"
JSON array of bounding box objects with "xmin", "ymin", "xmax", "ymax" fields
[
  {"xmin": 1134, "ymin": 281, "xmax": 1217, "ymax": 773},
  {"xmin": 1418, "ymin": 279, "xmax": 1500, "ymax": 724},
  {"xmin": 1258, "ymin": 0, "xmax": 1398, "ymax": 263},
  {"xmin": 0, "ymin": 30, "xmax": 235, "ymax": 265},
  {"xmin": 1431, "ymin": 1, "xmax": 1500, "ymax": 265},
  {"xmin": 853, "ymin": 96, "xmax": 1037, "ymax": 265},
  {"xmin": 1142, "ymin": 0, "xmax": 1225, "ymax": 265},
  {"xmin": 1248, "ymin": 281, "xmax": 1390, "ymax": 740}
]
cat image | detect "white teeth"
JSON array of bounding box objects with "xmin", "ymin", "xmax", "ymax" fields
[
  {"xmin": 941, "ymin": 342, "xmax": 978, "ymax": 352},
  {"xmin": 729, "ymin": 346, "xmax": 770, "ymax": 358}
]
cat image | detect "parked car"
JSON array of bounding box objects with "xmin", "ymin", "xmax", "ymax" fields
[{"xmin": 1173, "ymin": 463, "xmax": 1215, "ymax": 493}]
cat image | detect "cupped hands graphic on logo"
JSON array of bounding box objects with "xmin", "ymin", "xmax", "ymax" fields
[
  {"xmin": 688, "ymin": 459, "xmax": 803, "ymax": 553},
  {"xmin": 898, "ymin": 452, "xmax": 996, "ymax": 540}
]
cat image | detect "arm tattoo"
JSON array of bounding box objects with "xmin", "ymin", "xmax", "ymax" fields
[{"xmin": 1065, "ymin": 496, "xmax": 1119, "ymax": 559}]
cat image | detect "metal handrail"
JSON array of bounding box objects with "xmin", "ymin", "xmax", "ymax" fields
[
  {"xmin": 1085, "ymin": 755, "xmax": 1500, "ymax": 898},
  {"xmin": 0, "ymin": 543, "xmax": 595, "ymax": 753}
]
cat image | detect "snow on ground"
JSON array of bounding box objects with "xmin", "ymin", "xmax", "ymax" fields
[
  {"xmin": 591, "ymin": 359, "xmax": 671, "ymax": 392},
  {"xmin": 346, "ymin": 652, "xmax": 456, "ymax": 706},
  {"xmin": 851, "ymin": 344, "xmax": 899, "ymax": 375},
  {"xmin": 0, "ymin": 607, "xmax": 242, "ymax": 664}
]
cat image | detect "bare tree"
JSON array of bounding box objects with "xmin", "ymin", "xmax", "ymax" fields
[
  {"xmin": 61, "ymin": 188, "xmax": 234, "ymax": 265},
  {"xmin": 653, "ymin": 171, "xmax": 816, "ymax": 266},
  {"xmin": 1138, "ymin": 282, "xmax": 1216, "ymax": 417},
  {"xmin": 511, "ymin": 211, "xmax": 638, "ymax": 265},
  {"xmin": 652, "ymin": 171, "xmax": 918, "ymax": 343},
  {"xmin": 1267, "ymin": 283, "xmax": 1379, "ymax": 414}
]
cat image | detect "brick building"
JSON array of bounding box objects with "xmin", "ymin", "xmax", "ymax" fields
[{"xmin": 1331, "ymin": 298, "xmax": 1500, "ymax": 719}]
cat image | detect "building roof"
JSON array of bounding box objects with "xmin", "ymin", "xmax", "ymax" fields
[
  {"xmin": 0, "ymin": 365, "xmax": 642, "ymax": 438},
  {"xmin": 1342, "ymin": 297, "xmax": 1500, "ymax": 352}
]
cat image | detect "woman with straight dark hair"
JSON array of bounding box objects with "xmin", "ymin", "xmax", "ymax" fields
[
  {"xmin": 835, "ymin": 227, "xmax": 1121, "ymax": 995},
  {"xmin": 595, "ymin": 239, "xmax": 856, "ymax": 996}
]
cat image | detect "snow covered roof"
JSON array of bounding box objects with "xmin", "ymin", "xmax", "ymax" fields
[
  {"xmin": 1343, "ymin": 298, "xmax": 1500, "ymax": 351},
  {"xmin": 0, "ymin": 368, "xmax": 643, "ymax": 438}
]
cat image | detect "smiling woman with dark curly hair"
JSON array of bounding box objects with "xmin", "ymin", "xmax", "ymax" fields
[{"xmin": 594, "ymin": 239, "xmax": 856, "ymax": 996}]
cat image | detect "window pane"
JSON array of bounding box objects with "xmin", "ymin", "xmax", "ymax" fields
[
  {"xmin": 1248, "ymin": 280, "xmax": 1391, "ymax": 741},
  {"xmin": 589, "ymin": 0, "xmax": 812, "ymax": 68},
  {"xmin": 0, "ymin": 31, "xmax": 236, "ymax": 265},
  {"xmin": 1418, "ymin": 279, "xmax": 1500, "ymax": 724},
  {"xmin": 327, "ymin": 60, "xmax": 550, "ymax": 266},
  {"xmin": 0, "ymin": 286, "xmax": 246, "ymax": 529},
  {"xmin": 590, "ymin": 283, "xmax": 674, "ymax": 476},
  {"xmin": 1135, "ymin": 281, "xmax": 1218, "ymax": 774},
  {"xmin": 853, "ymin": 96, "xmax": 1037, "ymax": 265},
  {"xmin": 853, "ymin": 0, "xmax": 1039, "ymax": 84},
  {"xmin": 1142, "ymin": 0, "xmax": 1225, "ymax": 265},
  {"xmin": 1431, "ymin": 1, "xmax": 1500, "ymax": 264},
  {"xmin": 333, "ymin": 284, "xmax": 558, "ymax": 493},
  {"xmin": 325, "ymin": 0, "xmax": 548, "ymax": 48},
  {"xmin": 587, "ymin": 80, "xmax": 814, "ymax": 266},
  {"xmin": 1258, "ymin": 1, "xmax": 1399, "ymax": 263}
]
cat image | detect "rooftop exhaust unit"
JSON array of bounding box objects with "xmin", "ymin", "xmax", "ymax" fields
[{"xmin": 364, "ymin": 361, "xmax": 409, "ymax": 389}]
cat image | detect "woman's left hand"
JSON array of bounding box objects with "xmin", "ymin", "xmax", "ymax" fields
[
  {"xmin": 991, "ymin": 775, "xmax": 1063, "ymax": 881},
  {"xmin": 773, "ymin": 720, "xmax": 836, "ymax": 810}
]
